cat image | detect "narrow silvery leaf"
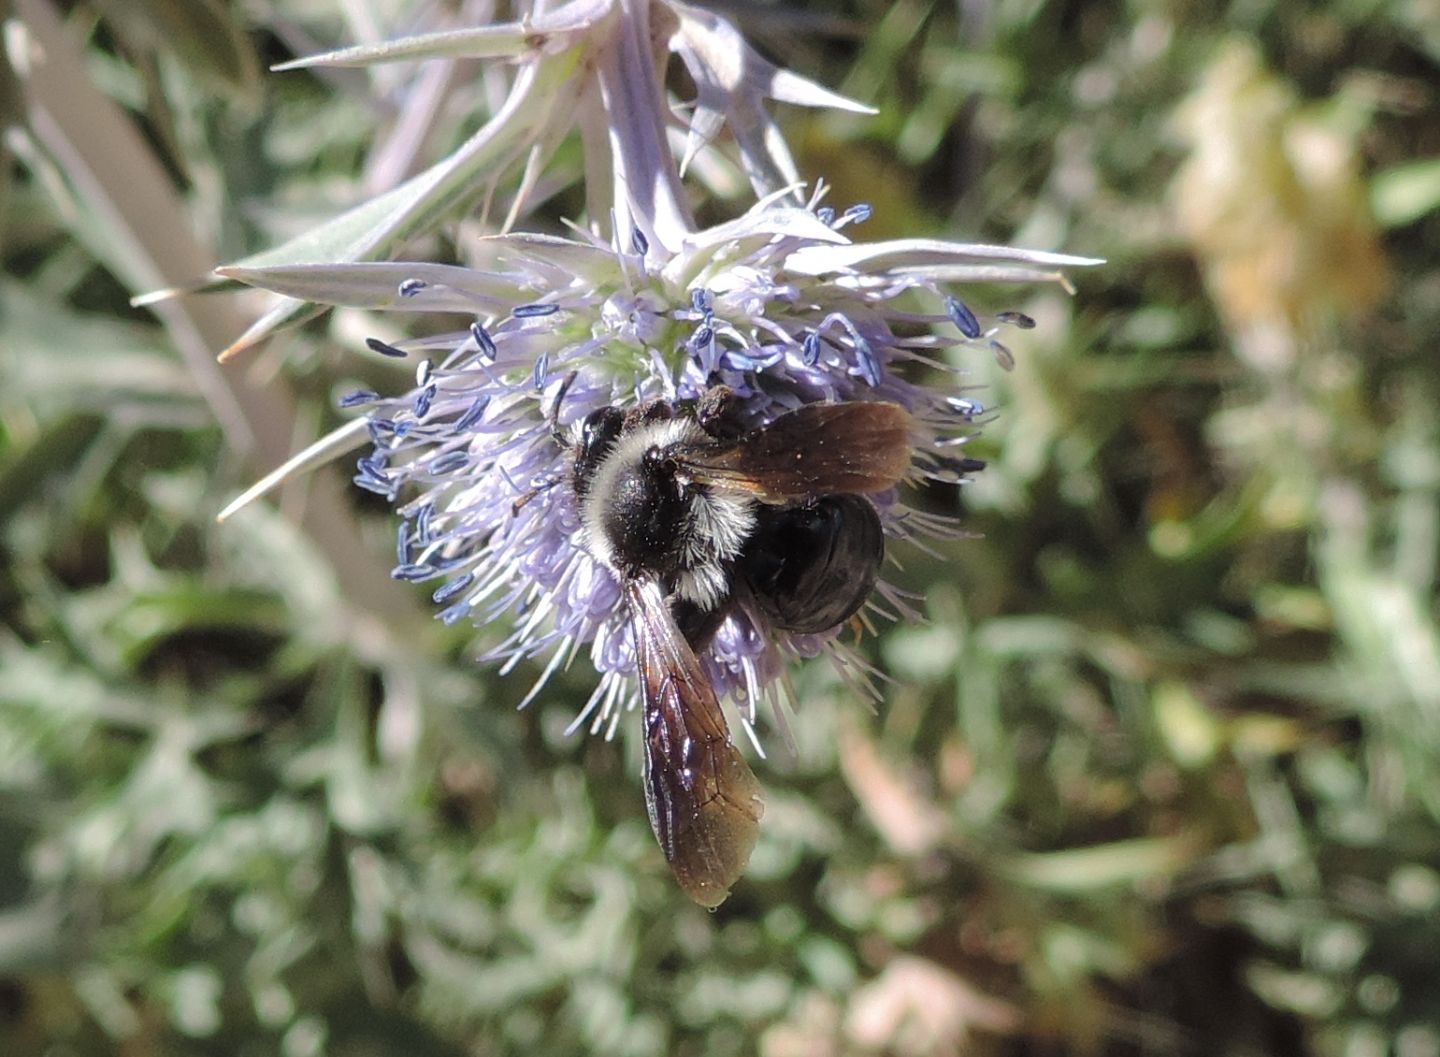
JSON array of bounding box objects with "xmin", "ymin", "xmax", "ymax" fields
[
  {"xmin": 213, "ymin": 60, "xmax": 579, "ymax": 354},
  {"xmin": 669, "ymin": 1, "xmax": 874, "ymax": 114},
  {"xmin": 270, "ymin": 2, "xmax": 606, "ymax": 71},
  {"xmin": 765, "ymin": 67, "xmax": 878, "ymax": 114},
  {"xmin": 886, "ymin": 265, "xmax": 1085, "ymax": 285},
  {"xmin": 233, "ymin": 65, "xmax": 557, "ymax": 271},
  {"xmin": 669, "ymin": 0, "xmax": 873, "ymax": 196},
  {"xmin": 219, "ymin": 300, "xmax": 324, "ymax": 362},
  {"xmin": 217, "ymin": 419, "xmax": 371, "ymax": 522},
  {"xmin": 681, "ymin": 206, "xmax": 847, "ymax": 254},
  {"xmin": 468, "ymin": 233, "xmax": 616, "ymax": 280},
  {"xmin": 785, "ymin": 238, "xmax": 1105, "ymax": 276},
  {"xmin": 216, "ymin": 263, "xmax": 521, "ymax": 311}
]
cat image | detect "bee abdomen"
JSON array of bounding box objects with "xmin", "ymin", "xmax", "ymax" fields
[{"xmin": 738, "ymin": 494, "xmax": 884, "ymax": 634}]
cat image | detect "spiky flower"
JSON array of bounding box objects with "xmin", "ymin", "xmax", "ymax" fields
[
  {"xmin": 215, "ymin": 0, "xmax": 1096, "ymax": 751},
  {"xmin": 222, "ymin": 191, "xmax": 1097, "ymax": 740}
]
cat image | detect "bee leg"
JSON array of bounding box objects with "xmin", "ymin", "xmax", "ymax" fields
[
  {"xmin": 624, "ymin": 397, "xmax": 675, "ymax": 430},
  {"xmin": 673, "ymin": 596, "xmax": 731, "ymax": 651},
  {"xmin": 547, "ymin": 370, "xmax": 578, "ymax": 448},
  {"xmin": 695, "ymin": 385, "xmax": 745, "ymax": 440}
]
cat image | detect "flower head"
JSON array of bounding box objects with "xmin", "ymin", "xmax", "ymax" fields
[
  {"xmin": 206, "ymin": 0, "xmax": 1101, "ymax": 906},
  {"xmin": 223, "ymin": 190, "xmax": 1097, "ymax": 740}
]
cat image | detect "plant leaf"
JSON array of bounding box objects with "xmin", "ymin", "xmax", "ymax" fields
[
  {"xmin": 215, "ymin": 53, "xmax": 584, "ymax": 358},
  {"xmin": 270, "ymin": 0, "xmax": 611, "ymax": 71}
]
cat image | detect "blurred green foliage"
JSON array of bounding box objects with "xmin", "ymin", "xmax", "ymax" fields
[{"xmin": 3, "ymin": 1, "xmax": 1439, "ymax": 1055}]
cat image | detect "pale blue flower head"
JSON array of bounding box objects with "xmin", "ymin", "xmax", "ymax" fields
[
  {"xmin": 217, "ymin": 1, "xmax": 1099, "ymax": 740},
  {"xmin": 224, "ymin": 192, "xmax": 1095, "ymax": 737}
]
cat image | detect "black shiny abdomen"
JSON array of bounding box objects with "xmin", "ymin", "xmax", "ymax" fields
[{"xmin": 737, "ymin": 494, "xmax": 884, "ymax": 634}]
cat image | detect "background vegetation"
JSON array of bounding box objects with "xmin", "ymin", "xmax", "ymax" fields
[{"xmin": 3, "ymin": 1, "xmax": 1438, "ymax": 1055}]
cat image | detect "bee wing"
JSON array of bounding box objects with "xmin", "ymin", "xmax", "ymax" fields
[
  {"xmin": 680, "ymin": 400, "xmax": 912, "ymax": 500},
  {"xmin": 626, "ymin": 576, "xmax": 763, "ymax": 907}
]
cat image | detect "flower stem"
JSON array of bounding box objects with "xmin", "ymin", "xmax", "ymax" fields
[{"xmin": 595, "ymin": 0, "xmax": 695, "ymax": 254}]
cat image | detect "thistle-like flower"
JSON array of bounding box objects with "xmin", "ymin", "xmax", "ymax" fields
[
  {"xmin": 215, "ymin": 0, "xmax": 1096, "ymax": 901},
  {"xmin": 222, "ymin": 192, "xmax": 1096, "ymax": 740}
]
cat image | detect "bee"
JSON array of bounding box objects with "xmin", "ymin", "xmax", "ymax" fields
[{"xmin": 566, "ymin": 385, "xmax": 912, "ymax": 905}]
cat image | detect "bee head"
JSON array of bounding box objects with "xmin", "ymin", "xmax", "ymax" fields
[{"xmin": 571, "ymin": 405, "xmax": 625, "ymax": 498}]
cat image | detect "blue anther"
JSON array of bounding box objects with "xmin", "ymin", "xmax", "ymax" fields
[
  {"xmin": 432, "ymin": 573, "xmax": 474, "ymax": 605},
  {"xmin": 429, "ymin": 450, "xmax": 470, "ymax": 474},
  {"xmin": 453, "ymin": 395, "xmax": 490, "ymax": 431},
  {"xmin": 470, "ymin": 322, "xmax": 497, "ymax": 360},
  {"xmin": 338, "ymin": 389, "xmax": 379, "ymax": 408},
  {"xmin": 802, "ymin": 332, "xmax": 822, "ymax": 366},
  {"xmin": 945, "ymin": 297, "xmax": 982, "ymax": 339},
  {"xmin": 853, "ymin": 334, "xmax": 882, "ymax": 387},
  {"xmin": 366, "ymin": 337, "xmax": 407, "ymax": 358}
]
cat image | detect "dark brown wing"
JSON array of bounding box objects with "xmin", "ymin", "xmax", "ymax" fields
[
  {"xmin": 679, "ymin": 401, "xmax": 912, "ymax": 500},
  {"xmin": 626, "ymin": 577, "xmax": 763, "ymax": 907}
]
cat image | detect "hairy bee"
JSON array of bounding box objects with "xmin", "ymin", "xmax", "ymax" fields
[{"xmin": 567, "ymin": 386, "xmax": 911, "ymax": 905}]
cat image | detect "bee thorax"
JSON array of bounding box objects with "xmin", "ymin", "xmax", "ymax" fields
[{"xmin": 579, "ymin": 418, "xmax": 755, "ymax": 601}]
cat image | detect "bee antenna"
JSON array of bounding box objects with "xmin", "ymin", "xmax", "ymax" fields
[{"xmin": 549, "ymin": 369, "xmax": 579, "ymax": 446}]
